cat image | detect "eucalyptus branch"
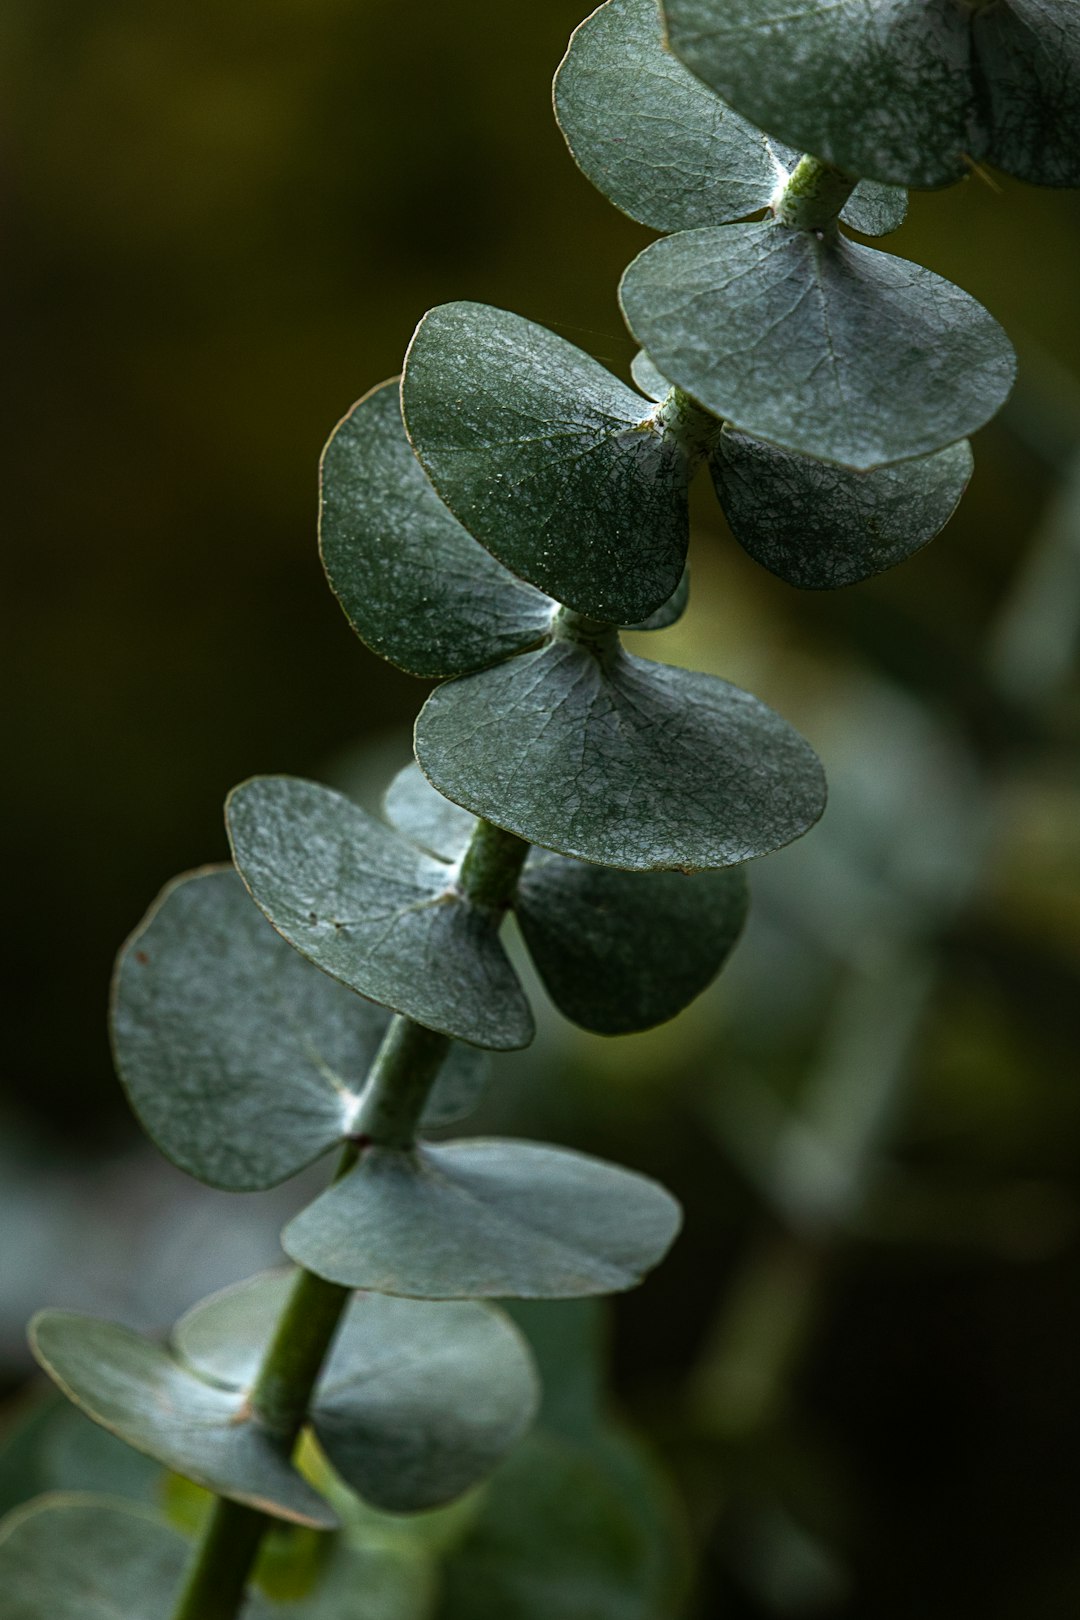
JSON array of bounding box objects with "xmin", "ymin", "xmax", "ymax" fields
[
  {"xmin": 3, "ymin": 0, "xmax": 1077, "ymax": 1613},
  {"xmin": 169, "ymin": 1015, "xmax": 456, "ymax": 1620}
]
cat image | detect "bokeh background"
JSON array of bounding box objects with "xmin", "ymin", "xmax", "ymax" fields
[{"xmin": 3, "ymin": 2, "xmax": 1080, "ymax": 1615}]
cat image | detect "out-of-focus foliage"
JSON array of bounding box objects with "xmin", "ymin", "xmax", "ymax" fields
[
  {"xmin": 0, "ymin": 1304, "xmax": 688, "ymax": 1619},
  {"xmin": 3, "ymin": 1, "xmax": 1080, "ymax": 1616}
]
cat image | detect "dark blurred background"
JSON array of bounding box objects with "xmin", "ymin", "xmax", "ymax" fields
[{"xmin": 3, "ymin": 2, "xmax": 1080, "ymax": 1615}]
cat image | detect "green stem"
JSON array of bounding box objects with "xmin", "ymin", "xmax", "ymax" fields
[
  {"xmin": 249, "ymin": 1255, "xmax": 352, "ymax": 1437},
  {"xmin": 168, "ymin": 1015, "xmax": 456, "ymax": 1620},
  {"xmin": 347, "ymin": 1015, "xmax": 451, "ymax": 1150},
  {"xmin": 170, "ymin": 1498, "xmax": 268, "ymax": 1620},
  {"xmin": 655, "ymin": 385, "xmax": 720, "ymax": 459},
  {"xmin": 456, "ymin": 814, "xmax": 531, "ymax": 910},
  {"xmin": 775, "ymin": 154, "xmax": 857, "ymax": 232},
  {"xmin": 550, "ymin": 605, "xmax": 621, "ymax": 669}
]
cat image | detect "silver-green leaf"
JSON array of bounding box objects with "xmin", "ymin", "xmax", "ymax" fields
[
  {"xmin": 381, "ymin": 765, "xmax": 743, "ymax": 1029},
  {"xmin": 630, "ymin": 350, "xmax": 670, "ymax": 405},
  {"xmin": 29, "ymin": 1315, "xmax": 336, "ymax": 1528},
  {"xmin": 284, "ymin": 1139, "xmax": 682, "ymax": 1298},
  {"xmin": 175, "ymin": 1274, "xmax": 539, "ymax": 1514},
  {"xmin": 555, "ymin": 0, "xmax": 790, "ymax": 231},
  {"xmin": 320, "ymin": 380, "xmax": 553, "ymax": 679},
  {"xmin": 620, "ymin": 220, "xmax": 1015, "ymax": 470},
  {"xmin": 710, "ymin": 430, "xmax": 974, "ymax": 588},
  {"xmin": 226, "ymin": 777, "xmax": 533, "ymax": 1051},
  {"xmin": 401, "ymin": 302, "xmax": 693, "ymax": 623},
  {"xmin": 555, "ymin": 0, "xmax": 906, "ymax": 235},
  {"xmin": 414, "ymin": 637, "xmax": 825, "ymax": 871},
  {"xmin": 662, "ymin": 0, "xmax": 1080, "ymax": 190},
  {"xmin": 840, "ymin": 180, "xmax": 907, "ymax": 238},
  {"xmin": 624, "ymin": 564, "xmax": 690, "ymax": 632},
  {"xmin": 382, "ymin": 764, "xmax": 478, "ymax": 864},
  {"xmin": 517, "ymin": 854, "xmax": 748, "ymax": 1034},
  {"xmin": 111, "ymin": 868, "xmax": 489, "ymax": 1192}
]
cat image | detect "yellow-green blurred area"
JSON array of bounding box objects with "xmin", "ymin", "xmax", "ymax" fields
[{"xmin": 2, "ymin": 2, "xmax": 1080, "ymax": 1616}]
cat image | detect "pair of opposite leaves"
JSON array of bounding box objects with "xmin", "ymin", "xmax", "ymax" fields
[
  {"xmin": 660, "ymin": 0, "xmax": 1080, "ymax": 191},
  {"xmin": 4, "ymin": 1306, "xmax": 667, "ymax": 1620},
  {"xmin": 68, "ymin": 789, "xmax": 699, "ymax": 1560},
  {"xmin": 112, "ymin": 849, "xmax": 687, "ymax": 1294},
  {"xmin": 391, "ymin": 0, "xmax": 1003, "ymax": 647},
  {"xmin": 28, "ymin": 1274, "xmax": 538, "ymax": 1533},
  {"xmin": 548, "ymin": 0, "xmax": 1016, "ymax": 477},
  {"xmin": 321, "ymin": 381, "xmax": 827, "ymax": 876}
]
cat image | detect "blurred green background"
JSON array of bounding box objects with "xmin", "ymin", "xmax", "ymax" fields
[{"xmin": 3, "ymin": 2, "xmax": 1080, "ymax": 1615}]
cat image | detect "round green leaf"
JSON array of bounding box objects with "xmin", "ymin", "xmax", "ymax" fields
[
  {"xmin": 625, "ymin": 565, "xmax": 690, "ymax": 632},
  {"xmin": 620, "ymin": 220, "xmax": 1015, "ymax": 470},
  {"xmin": 840, "ymin": 180, "xmax": 907, "ymax": 238},
  {"xmin": 555, "ymin": 0, "xmax": 905, "ymax": 237},
  {"xmin": 381, "ymin": 766, "xmax": 743, "ymax": 1026},
  {"xmin": 630, "ymin": 350, "xmax": 669, "ymax": 404},
  {"xmin": 0, "ymin": 1495, "xmax": 203, "ymax": 1620},
  {"xmin": 662, "ymin": 0, "xmax": 1080, "ymax": 190},
  {"xmin": 382, "ymin": 764, "xmax": 477, "ymax": 864},
  {"xmin": 112, "ymin": 869, "xmax": 489, "ymax": 1191},
  {"xmin": 414, "ymin": 638, "xmax": 825, "ymax": 871},
  {"xmin": 401, "ymin": 302, "xmax": 693, "ymax": 623},
  {"xmin": 226, "ymin": 777, "xmax": 533, "ymax": 1051},
  {"xmin": 555, "ymin": 0, "xmax": 789, "ymax": 231},
  {"xmin": 709, "ymin": 430, "xmax": 974, "ymax": 589},
  {"xmin": 973, "ymin": 3, "xmax": 1080, "ymax": 187},
  {"xmin": 517, "ymin": 855, "xmax": 748, "ymax": 1034},
  {"xmin": 284, "ymin": 1139, "xmax": 682, "ymax": 1299},
  {"xmin": 175, "ymin": 1274, "xmax": 539, "ymax": 1515},
  {"xmin": 29, "ymin": 1315, "xmax": 336, "ymax": 1528},
  {"xmin": 320, "ymin": 380, "xmax": 553, "ymax": 679}
]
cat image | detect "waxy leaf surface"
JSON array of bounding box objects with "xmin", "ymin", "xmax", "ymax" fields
[
  {"xmin": 710, "ymin": 431, "xmax": 974, "ymax": 588},
  {"xmin": 285, "ymin": 1139, "xmax": 682, "ymax": 1298},
  {"xmin": 625, "ymin": 564, "xmax": 690, "ymax": 632},
  {"xmin": 517, "ymin": 854, "xmax": 748, "ymax": 1033},
  {"xmin": 29, "ymin": 1314, "xmax": 336, "ymax": 1528},
  {"xmin": 321, "ymin": 381, "xmax": 553, "ymax": 678},
  {"xmin": 840, "ymin": 181, "xmax": 907, "ymax": 239},
  {"xmin": 175, "ymin": 1274, "xmax": 538, "ymax": 1514},
  {"xmin": 663, "ymin": 0, "xmax": 1080, "ymax": 190},
  {"xmin": 384, "ymin": 765, "xmax": 744, "ymax": 1032},
  {"xmin": 630, "ymin": 350, "xmax": 670, "ymax": 405},
  {"xmin": 112, "ymin": 868, "xmax": 489, "ymax": 1191},
  {"xmin": 556, "ymin": 0, "xmax": 905, "ymax": 235},
  {"xmin": 402, "ymin": 302, "xmax": 692, "ymax": 623},
  {"xmin": 227, "ymin": 777, "xmax": 533, "ymax": 1050},
  {"xmin": 383, "ymin": 765, "xmax": 477, "ymax": 864},
  {"xmin": 620, "ymin": 220, "xmax": 1015, "ymax": 470},
  {"xmin": 415, "ymin": 638, "xmax": 825, "ymax": 871}
]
